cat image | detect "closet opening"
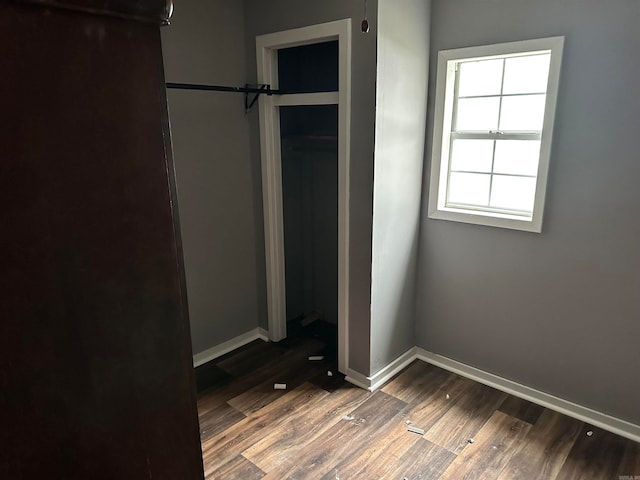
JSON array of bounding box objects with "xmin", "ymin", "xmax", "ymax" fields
[
  {"xmin": 256, "ymin": 19, "xmax": 351, "ymax": 373},
  {"xmin": 280, "ymin": 104, "xmax": 338, "ymax": 357}
]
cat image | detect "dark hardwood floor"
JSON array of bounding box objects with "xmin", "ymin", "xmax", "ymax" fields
[{"xmin": 195, "ymin": 323, "xmax": 640, "ymax": 479}]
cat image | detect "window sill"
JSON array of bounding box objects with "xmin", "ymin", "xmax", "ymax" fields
[{"xmin": 428, "ymin": 206, "xmax": 542, "ymax": 233}]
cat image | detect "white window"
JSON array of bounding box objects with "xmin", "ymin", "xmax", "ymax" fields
[{"xmin": 428, "ymin": 37, "xmax": 564, "ymax": 232}]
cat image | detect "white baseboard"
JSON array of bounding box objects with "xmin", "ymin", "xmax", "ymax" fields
[
  {"xmin": 257, "ymin": 327, "xmax": 270, "ymax": 341},
  {"xmin": 192, "ymin": 327, "xmax": 269, "ymax": 368},
  {"xmin": 344, "ymin": 369, "xmax": 370, "ymax": 390},
  {"xmin": 345, "ymin": 346, "xmax": 640, "ymax": 442},
  {"xmin": 415, "ymin": 348, "xmax": 640, "ymax": 444},
  {"xmin": 193, "ymin": 330, "xmax": 640, "ymax": 443},
  {"xmin": 345, "ymin": 347, "xmax": 417, "ymax": 392}
]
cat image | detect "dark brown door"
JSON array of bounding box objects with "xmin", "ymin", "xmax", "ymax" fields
[{"xmin": 0, "ymin": 2, "xmax": 204, "ymax": 478}]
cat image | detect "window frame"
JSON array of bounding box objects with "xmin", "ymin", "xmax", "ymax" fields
[{"xmin": 428, "ymin": 37, "xmax": 564, "ymax": 233}]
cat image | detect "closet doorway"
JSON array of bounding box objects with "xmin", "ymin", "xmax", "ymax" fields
[
  {"xmin": 256, "ymin": 20, "xmax": 351, "ymax": 374},
  {"xmin": 281, "ymin": 104, "xmax": 338, "ymax": 352}
]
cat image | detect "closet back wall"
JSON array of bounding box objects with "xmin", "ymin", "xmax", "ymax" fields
[
  {"xmin": 161, "ymin": 0, "xmax": 262, "ymax": 355},
  {"xmin": 281, "ymin": 105, "xmax": 339, "ymax": 324}
]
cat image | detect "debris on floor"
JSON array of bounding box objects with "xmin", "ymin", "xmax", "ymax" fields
[
  {"xmin": 405, "ymin": 419, "xmax": 412, "ymax": 425},
  {"xmin": 308, "ymin": 355, "xmax": 325, "ymax": 361},
  {"xmin": 586, "ymin": 430, "xmax": 594, "ymax": 437},
  {"xmin": 343, "ymin": 414, "xmax": 355, "ymax": 421},
  {"xmin": 446, "ymin": 394, "xmax": 450, "ymax": 399},
  {"xmin": 407, "ymin": 425, "xmax": 425, "ymax": 435},
  {"xmin": 273, "ymin": 383, "xmax": 287, "ymax": 390},
  {"xmin": 327, "ymin": 370, "xmax": 333, "ymax": 376},
  {"xmin": 467, "ymin": 438, "xmax": 475, "ymax": 444}
]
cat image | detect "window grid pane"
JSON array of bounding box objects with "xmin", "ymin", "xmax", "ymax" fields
[
  {"xmin": 455, "ymin": 97, "xmax": 500, "ymax": 131},
  {"xmin": 447, "ymin": 172, "xmax": 491, "ymax": 207},
  {"xmin": 503, "ymin": 53, "xmax": 551, "ymax": 95},
  {"xmin": 447, "ymin": 52, "xmax": 549, "ymax": 215},
  {"xmin": 447, "ymin": 137, "xmax": 539, "ymax": 214},
  {"xmin": 453, "ymin": 53, "xmax": 550, "ymax": 135},
  {"xmin": 458, "ymin": 58, "xmax": 504, "ymax": 97},
  {"xmin": 446, "ymin": 172, "xmax": 537, "ymax": 214},
  {"xmin": 499, "ymin": 94, "xmax": 547, "ymax": 131}
]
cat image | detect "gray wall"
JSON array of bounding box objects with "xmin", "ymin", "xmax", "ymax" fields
[
  {"xmin": 370, "ymin": 0, "xmax": 430, "ymax": 374},
  {"xmin": 244, "ymin": 0, "xmax": 379, "ymax": 374},
  {"xmin": 418, "ymin": 0, "xmax": 640, "ymax": 424},
  {"xmin": 161, "ymin": 0, "xmax": 263, "ymax": 354}
]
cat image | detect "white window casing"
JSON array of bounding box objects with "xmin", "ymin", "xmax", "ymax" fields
[{"xmin": 428, "ymin": 37, "xmax": 564, "ymax": 233}]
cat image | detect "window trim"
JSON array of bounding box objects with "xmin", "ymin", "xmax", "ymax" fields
[{"xmin": 428, "ymin": 37, "xmax": 564, "ymax": 233}]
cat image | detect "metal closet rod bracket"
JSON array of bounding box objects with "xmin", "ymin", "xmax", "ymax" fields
[{"xmin": 165, "ymin": 82, "xmax": 285, "ymax": 113}]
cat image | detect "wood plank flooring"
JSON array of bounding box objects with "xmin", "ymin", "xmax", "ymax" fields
[{"xmin": 195, "ymin": 326, "xmax": 640, "ymax": 479}]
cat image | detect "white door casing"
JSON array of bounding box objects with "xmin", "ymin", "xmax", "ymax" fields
[{"xmin": 256, "ymin": 19, "xmax": 351, "ymax": 374}]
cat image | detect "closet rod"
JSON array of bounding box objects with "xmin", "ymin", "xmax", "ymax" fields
[
  {"xmin": 165, "ymin": 82, "xmax": 284, "ymax": 95},
  {"xmin": 166, "ymin": 82, "xmax": 285, "ymax": 112}
]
